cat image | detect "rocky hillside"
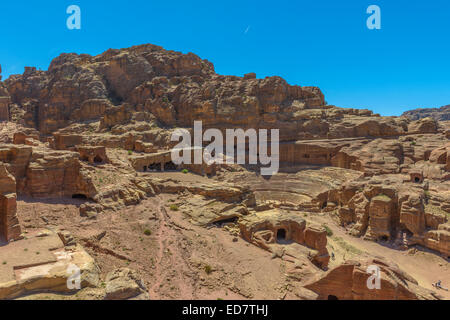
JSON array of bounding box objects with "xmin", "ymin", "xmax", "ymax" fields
[
  {"xmin": 402, "ymin": 105, "xmax": 450, "ymax": 121},
  {"xmin": 0, "ymin": 44, "xmax": 449, "ymax": 300},
  {"xmin": 2, "ymin": 44, "xmax": 414, "ymax": 142}
]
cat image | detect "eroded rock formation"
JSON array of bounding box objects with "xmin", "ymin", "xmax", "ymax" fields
[
  {"xmin": 305, "ymin": 257, "xmax": 440, "ymax": 300},
  {"xmin": 403, "ymin": 105, "xmax": 450, "ymax": 121},
  {"xmin": 0, "ymin": 44, "xmax": 448, "ymax": 300}
]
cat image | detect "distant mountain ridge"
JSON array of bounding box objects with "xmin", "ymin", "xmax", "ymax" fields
[{"xmin": 402, "ymin": 105, "xmax": 450, "ymax": 121}]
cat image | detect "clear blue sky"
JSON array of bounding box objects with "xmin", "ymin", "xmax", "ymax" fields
[{"xmin": 1, "ymin": 0, "xmax": 449, "ymax": 116}]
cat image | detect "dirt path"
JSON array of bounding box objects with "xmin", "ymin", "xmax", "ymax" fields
[{"xmin": 148, "ymin": 197, "xmax": 195, "ymax": 299}]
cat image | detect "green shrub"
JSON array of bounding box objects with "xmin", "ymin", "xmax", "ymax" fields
[
  {"xmin": 182, "ymin": 169, "xmax": 189, "ymax": 174},
  {"xmin": 144, "ymin": 229, "xmax": 152, "ymax": 236},
  {"xmin": 170, "ymin": 204, "xmax": 179, "ymax": 211},
  {"xmin": 332, "ymin": 236, "xmax": 364, "ymax": 255},
  {"xmin": 322, "ymin": 225, "xmax": 333, "ymax": 237},
  {"xmin": 204, "ymin": 265, "xmax": 212, "ymax": 274}
]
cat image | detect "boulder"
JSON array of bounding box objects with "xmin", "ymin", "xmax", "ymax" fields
[{"xmin": 104, "ymin": 268, "xmax": 148, "ymax": 300}]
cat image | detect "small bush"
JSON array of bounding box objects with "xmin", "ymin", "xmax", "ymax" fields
[
  {"xmin": 333, "ymin": 236, "xmax": 364, "ymax": 255},
  {"xmin": 170, "ymin": 204, "xmax": 179, "ymax": 211},
  {"xmin": 204, "ymin": 265, "xmax": 212, "ymax": 275},
  {"xmin": 182, "ymin": 169, "xmax": 189, "ymax": 174},
  {"xmin": 323, "ymin": 225, "xmax": 333, "ymax": 237},
  {"xmin": 144, "ymin": 229, "xmax": 152, "ymax": 236},
  {"xmin": 128, "ymin": 150, "xmax": 133, "ymax": 155}
]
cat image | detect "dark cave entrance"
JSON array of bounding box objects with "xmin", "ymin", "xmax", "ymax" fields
[
  {"xmin": 212, "ymin": 216, "xmax": 238, "ymax": 227},
  {"xmin": 327, "ymin": 295, "xmax": 339, "ymax": 300},
  {"xmin": 277, "ymin": 228, "xmax": 287, "ymax": 242},
  {"xmin": 379, "ymin": 235, "xmax": 389, "ymax": 242},
  {"xmin": 72, "ymin": 194, "xmax": 88, "ymax": 200},
  {"xmin": 143, "ymin": 166, "xmax": 147, "ymax": 172},
  {"xmin": 94, "ymin": 156, "xmax": 103, "ymax": 163},
  {"xmin": 164, "ymin": 161, "xmax": 178, "ymax": 171},
  {"xmin": 414, "ymin": 177, "xmax": 421, "ymax": 183},
  {"xmin": 148, "ymin": 163, "xmax": 162, "ymax": 172},
  {"xmin": 321, "ymin": 201, "xmax": 328, "ymax": 210}
]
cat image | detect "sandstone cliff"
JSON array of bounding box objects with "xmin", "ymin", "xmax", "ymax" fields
[{"xmin": 403, "ymin": 105, "xmax": 450, "ymax": 121}]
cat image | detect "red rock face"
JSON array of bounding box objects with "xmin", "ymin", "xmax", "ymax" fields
[
  {"xmin": 0, "ymin": 97, "xmax": 9, "ymax": 122},
  {"xmin": 305, "ymin": 258, "xmax": 438, "ymax": 300},
  {"xmin": 3, "ymin": 44, "xmax": 417, "ymax": 143},
  {"xmin": 239, "ymin": 210, "xmax": 330, "ymax": 268},
  {"xmin": 0, "ymin": 144, "xmax": 94, "ymax": 198},
  {"xmin": 0, "ymin": 66, "xmax": 10, "ymax": 122},
  {"xmin": 0, "ymin": 164, "xmax": 21, "ymax": 242},
  {"xmin": 76, "ymin": 145, "xmax": 108, "ymax": 164},
  {"xmin": 403, "ymin": 105, "xmax": 450, "ymax": 121}
]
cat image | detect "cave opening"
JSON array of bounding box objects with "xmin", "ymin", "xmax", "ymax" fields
[
  {"xmin": 94, "ymin": 156, "xmax": 103, "ymax": 163},
  {"xmin": 148, "ymin": 163, "xmax": 162, "ymax": 172},
  {"xmin": 327, "ymin": 295, "xmax": 339, "ymax": 300},
  {"xmin": 212, "ymin": 216, "xmax": 238, "ymax": 227},
  {"xmin": 414, "ymin": 177, "xmax": 421, "ymax": 183},
  {"xmin": 277, "ymin": 228, "xmax": 287, "ymax": 242},
  {"xmin": 321, "ymin": 201, "xmax": 328, "ymax": 210},
  {"xmin": 379, "ymin": 235, "xmax": 389, "ymax": 242},
  {"xmin": 72, "ymin": 194, "xmax": 88, "ymax": 200},
  {"xmin": 143, "ymin": 166, "xmax": 147, "ymax": 172},
  {"xmin": 164, "ymin": 161, "xmax": 178, "ymax": 171}
]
